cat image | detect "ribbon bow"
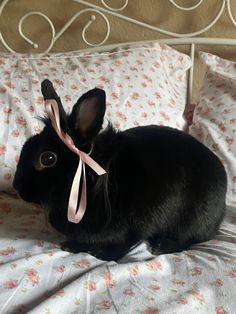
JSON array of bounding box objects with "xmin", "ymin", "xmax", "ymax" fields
[{"xmin": 45, "ymin": 99, "xmax": 106, "ymax": 224}]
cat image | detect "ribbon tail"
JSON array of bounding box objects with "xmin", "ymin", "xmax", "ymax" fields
[
  {"xmin": 80, "ymin": 151, "xmax": 106, "ymax": 175},
  {"xmin": 68, "ymin": 161, "xmax": 87, "ymax": 224},
  {"xmin": 76, "ymin": 162, "xmax": 87, "ymax": 222},
  {"xmin": 67, "ymin": 160, "xmax": 82, "ymax": 223}
]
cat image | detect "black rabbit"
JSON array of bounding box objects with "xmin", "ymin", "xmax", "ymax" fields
[{"xmin": 13, "ymin": 79, "xmax": 227, "ymax": 261}]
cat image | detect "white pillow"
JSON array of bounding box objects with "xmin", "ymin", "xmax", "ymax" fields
[
  {"xmin": 189, "ymin": 52, "xmax": 236, "ymax": 207},
  {"xmin": 0, "ymin": 42, "xmax": 191, "ymax": 191}
]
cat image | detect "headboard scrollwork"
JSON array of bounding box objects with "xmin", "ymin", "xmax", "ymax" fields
[{"xmin": 1, "ymin": 0, "xmax": 236, "ymax": 54}]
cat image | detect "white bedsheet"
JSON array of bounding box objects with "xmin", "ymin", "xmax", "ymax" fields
[{"xmin": 0, "ymin": 192, "xmax": 236, "ymax": 314}]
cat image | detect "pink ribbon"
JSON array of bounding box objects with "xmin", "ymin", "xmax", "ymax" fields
[{"xmin": 44, "ymin": 99, "xmax": 106, "ymax": 224}]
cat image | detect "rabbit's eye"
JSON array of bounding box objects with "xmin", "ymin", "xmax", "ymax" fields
[{"xmin": 39, "ymin": 151, "xmax": 57, "ymax": 168}]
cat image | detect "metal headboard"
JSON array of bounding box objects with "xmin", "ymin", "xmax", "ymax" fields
[{"xmin": 1, "ymin": 0, "xmax": 236, "ymax": 102}]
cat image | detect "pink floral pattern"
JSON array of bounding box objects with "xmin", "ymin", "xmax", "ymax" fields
[
  {"xmin": 4, "ymin": 279, "xmax": 19, "ymax": 289},
  {"xmin": 0, "ymin": 43, "xmax": 190, "ymax": 191},
  {"xmin": 0, "ymin": 193, "xmax": 236, "ymax": 313},
  {"xmin": 103, "ymin": 271, "xmax": 116, "ymax": 288},
  {"xmin": 1, "ymin": 46, "xmax": 236, "ymax": 313},
  {"xmin": 189, "ymin": 52, "xmax": 236, "ymax": 207},
  {"xmin": 86, "ymin": 280, "xmax": 97, "ymax": 291},
  {"xmin": 25, "ymin": 268, "xmax": 40, "ymax": 286}
]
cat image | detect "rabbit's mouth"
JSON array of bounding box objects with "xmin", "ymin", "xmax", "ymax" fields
[
  {"xmin": 14, "ymin": 185, "xmax": 41, "ymax": 204},
  {"xmin": 21, "ymin": 192, "xmax": 41, "ymax": 204},
  {"xmin": 13, "ymin": 171, "xmax": 41, "ymax": 204}
]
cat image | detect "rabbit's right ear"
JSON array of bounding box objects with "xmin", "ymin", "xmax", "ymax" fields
[
  {"xmin": 69, "ymin": 88, "xmax": 106, "ymax": 142},
  {"xmin": 41, "ymin": 79, "xmax": 67, "ymax": 131}
]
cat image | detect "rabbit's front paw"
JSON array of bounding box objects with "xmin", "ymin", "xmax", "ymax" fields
[{"xmin": 61, "ymin": 240, "xmax": 84, "ymax": 254}]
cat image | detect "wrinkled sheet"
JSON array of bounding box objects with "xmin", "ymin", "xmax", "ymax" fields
[{"xmin": 0, "ymin": 192, "xmax": 236, "ymax": 314}]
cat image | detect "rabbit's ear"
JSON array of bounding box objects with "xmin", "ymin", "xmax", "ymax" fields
[
  {"xmin": 69, "ymin": 88, "xmax": 106, "ymax": 141},
  {"xmin": 41, "ymin": 79, "xmax": 67, "ymax": 131}
]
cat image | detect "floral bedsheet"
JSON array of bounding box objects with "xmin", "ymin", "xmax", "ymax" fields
[{"xmin": 0, "ymin": 192, "xmax": 236, "ymax": 314}]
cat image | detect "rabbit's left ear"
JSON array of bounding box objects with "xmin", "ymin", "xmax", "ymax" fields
[
  {"xmin": 41, "ymin": 79, "xmax": 67, "ymax": 132},
  {"xmin": 69, "ymin": 88, "xmax": 106, "ymax": 141}
]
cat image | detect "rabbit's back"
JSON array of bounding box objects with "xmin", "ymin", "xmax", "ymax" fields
[
  {"xmin": 111, "ymin": 125, "xmax": 226, "ymax": 200},
  {"xmin": 101, "ymin": 125, "xmax": 226, "ymax": 249}
]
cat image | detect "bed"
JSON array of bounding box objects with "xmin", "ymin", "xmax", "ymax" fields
[{"xmin": 0, "ymin": 1, "xmax": 236, "ymax": 313}]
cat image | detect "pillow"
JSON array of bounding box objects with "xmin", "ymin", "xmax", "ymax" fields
[
  {"xmin": 189, "ymin": 52, "xmax": 236, "ymax": 206},
  {"xmin": 0, "ymin": 42, "xmax": 191, "ymax": 191}
]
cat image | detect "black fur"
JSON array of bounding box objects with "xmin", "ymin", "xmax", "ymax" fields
[{"xmin": 13, "ymin": 79, "xmax": 227, "ymax": 261}]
